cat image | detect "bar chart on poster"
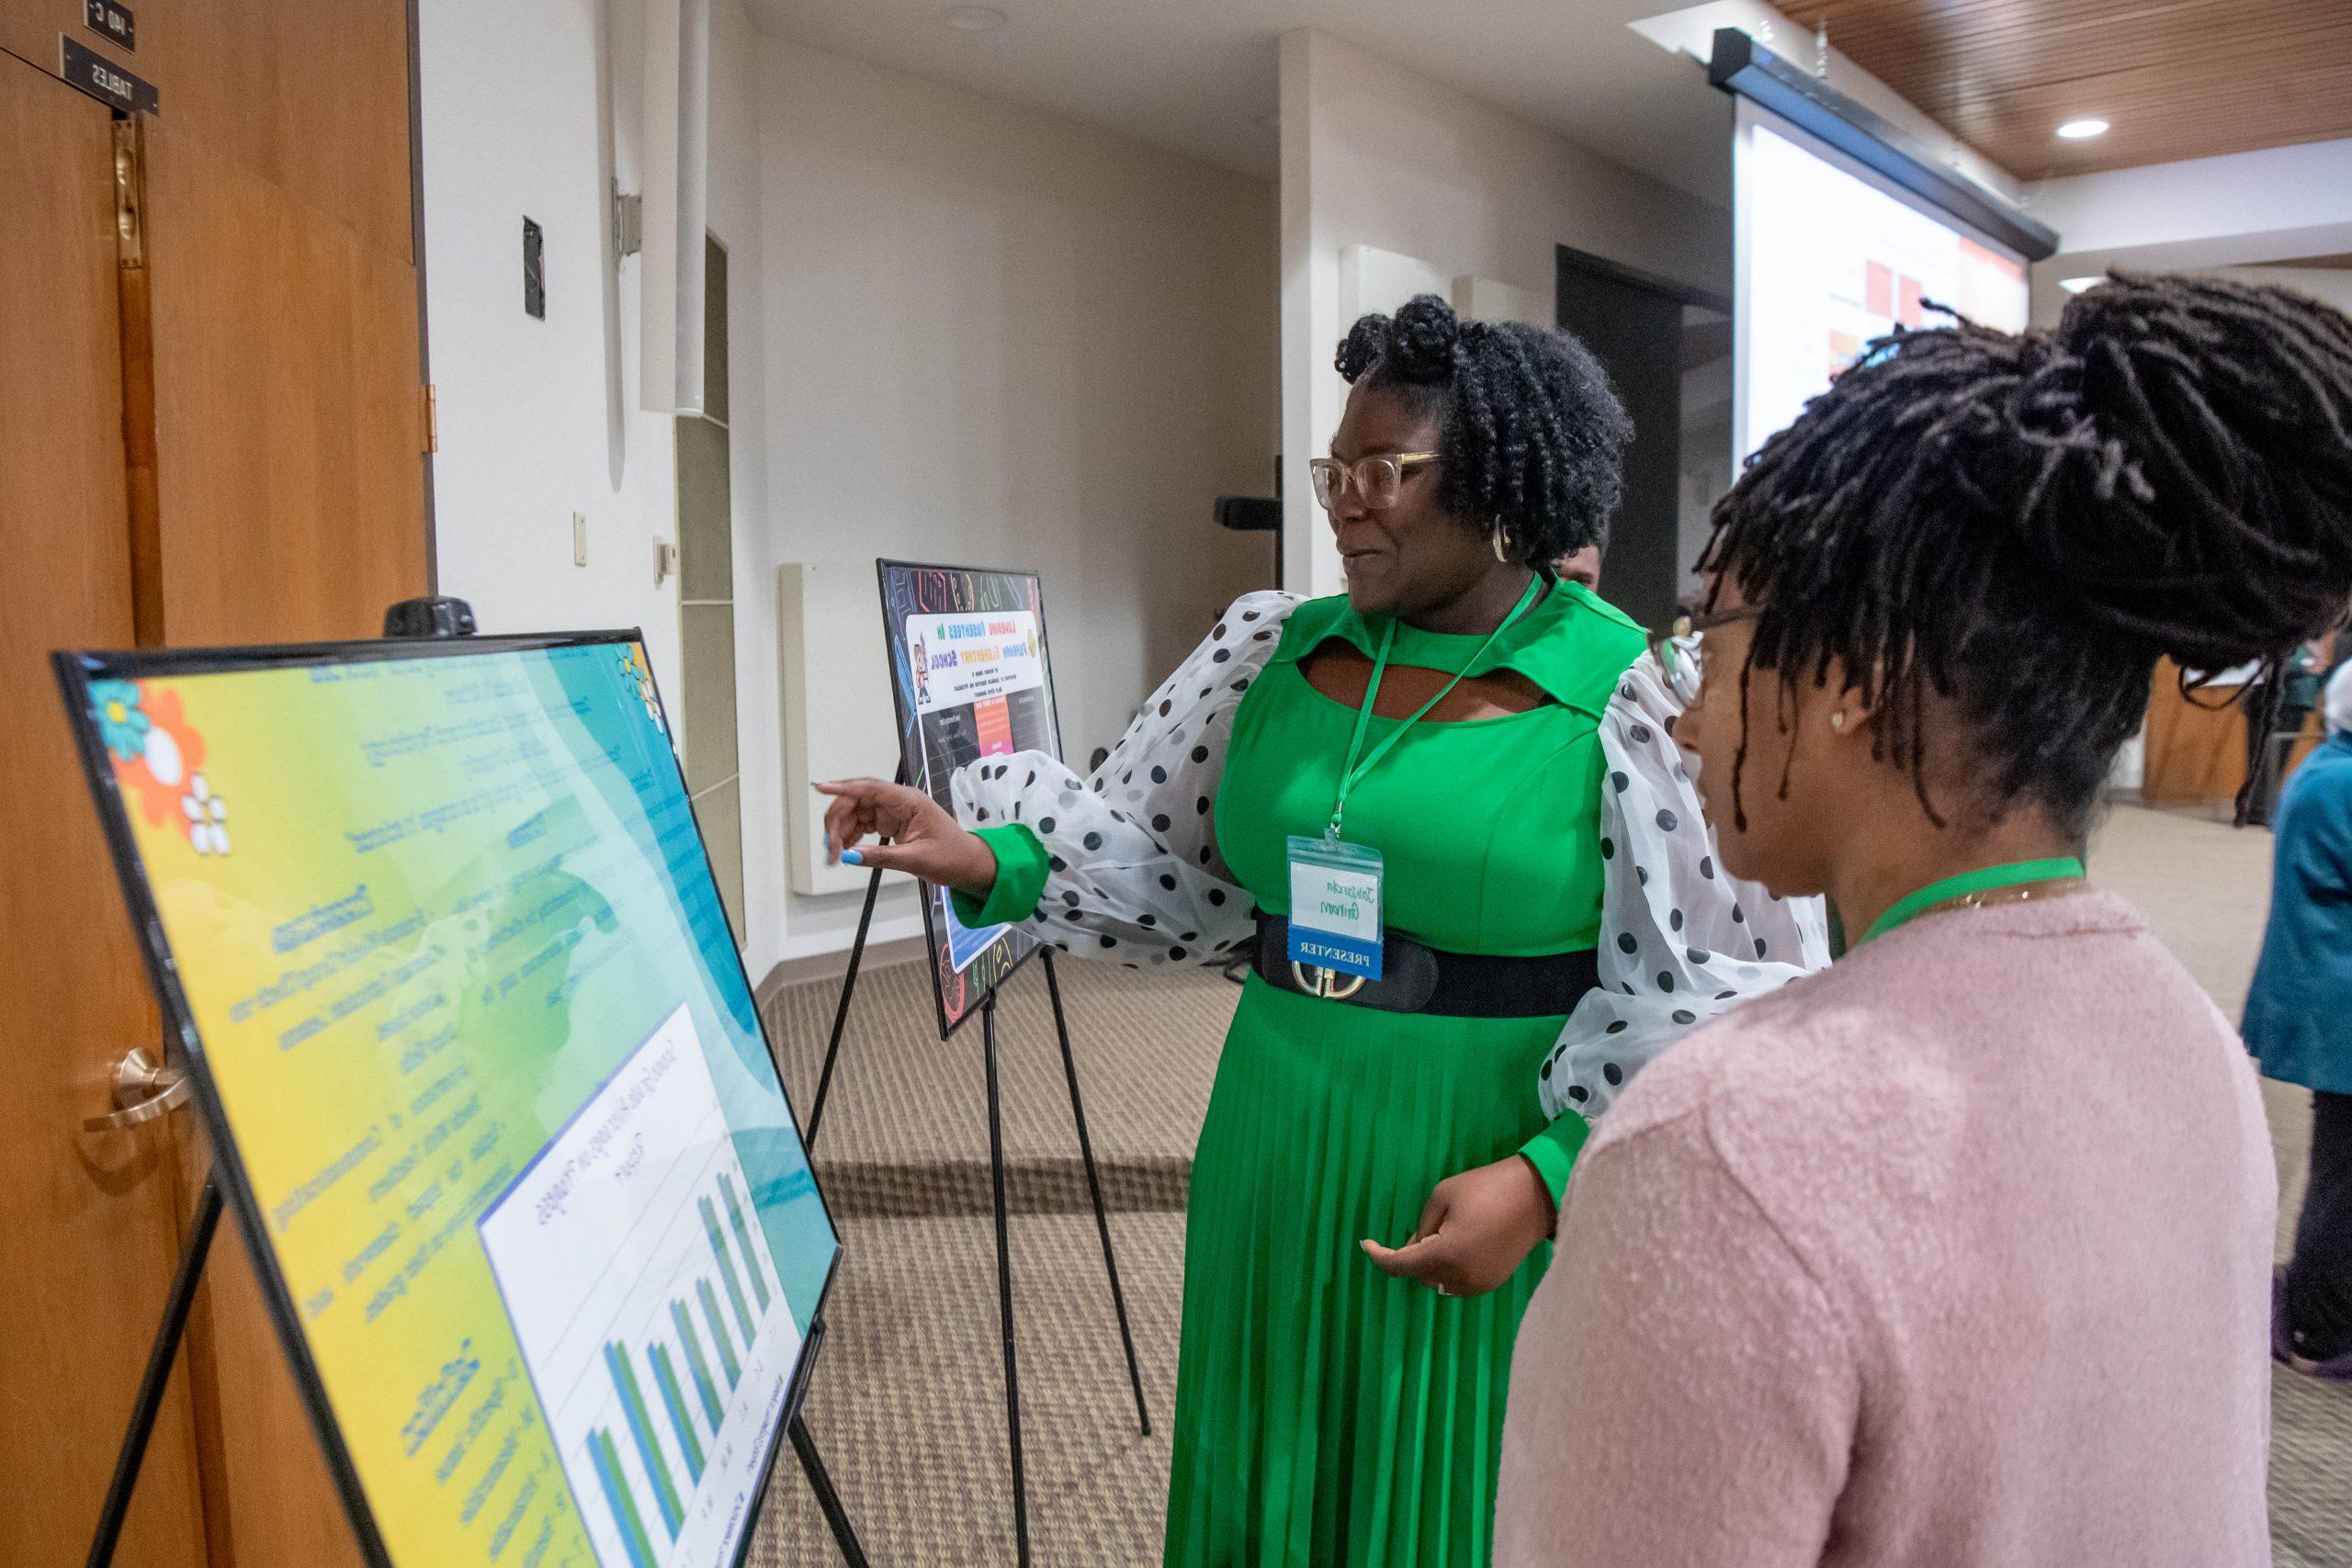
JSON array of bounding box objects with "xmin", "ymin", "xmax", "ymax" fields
[{"xmin": 479, "ymin": 1004, "xmax": 801, "ymax": 1568}]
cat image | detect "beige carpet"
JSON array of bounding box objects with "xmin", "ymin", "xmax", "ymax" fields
[
  {"xmin": 752, "ymin": 952, "xmax": 1234, "ymax": 1563},
  {"xmin": 752, "ymin": 1209, "xmax": 1184, "ymax": 1567},
  {"xmin": 762, "ymin": 953, "xmax": 1236, "ymax": 1217},
  {"xmin": 748, "ymin": 804, "xmax": 2351, "ymax": 1566}
]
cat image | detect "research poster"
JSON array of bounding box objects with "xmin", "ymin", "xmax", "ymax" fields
[
  {"xmin": 877, "ymin": 560, "xmax": 1061, "ymax": 1035},
  {"xmin": 1738, "ymin": 111, "xmax": 2030, "ymax": 460},
  {"xmin": 64, "ymin": 636, "xmax": 837, "ymax": 1568}
]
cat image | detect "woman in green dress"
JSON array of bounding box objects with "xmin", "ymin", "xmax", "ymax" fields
[{"xmin": 820, "ymin": 296, "xmax": 1826, "ymax": 1565}]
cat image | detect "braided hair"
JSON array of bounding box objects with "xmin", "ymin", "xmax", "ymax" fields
[
  {"xmin": 1336, "ymin": 294, "xmax": 1630, "ymax": 567},
  {"xmin": 1703, "ymin": 270, "xmax": 2352, "ymax": 838}
]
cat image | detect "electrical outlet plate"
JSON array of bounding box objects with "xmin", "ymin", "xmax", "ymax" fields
[
  {"xmin": 653, "ymin": 536, "xmax": 679, "ymax": 585},
  {"xmin": 572, "ymin": 512, "xmax": 587, "ymax": 567}
]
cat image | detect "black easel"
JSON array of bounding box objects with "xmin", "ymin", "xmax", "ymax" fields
[
  {"xmin": 801, "ymin": 866, "xmax": 1151, "ymax": 1568},
  {"xmin": 85, "ymin": 1175, "xmax": 870, "ymax": 1568}
]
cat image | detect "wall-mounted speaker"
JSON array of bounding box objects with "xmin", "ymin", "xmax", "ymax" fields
[{"xmin": 1215, "ymin": 496, "xmax": 1282, "ymax": 533}]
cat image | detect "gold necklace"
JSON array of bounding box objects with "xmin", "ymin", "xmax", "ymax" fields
[{"xmin": 1911, "ymin": 877, "xmax": 2087, "ymax": 926}]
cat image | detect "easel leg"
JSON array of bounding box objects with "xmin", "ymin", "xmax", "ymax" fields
[
  {"xmin": 1040, "ymin": 949, "xmax": 1151, "ymax": 1435},
  {"xmin": 88, "ymin": 1176, "xmax": 222, "ymax": 1568},
  {"xmin": 981, "ymin": 993, "xmax": 1033, "ymax": 1567},
  {"xmin": 804, "ymin": 863, "xmax": 884, "ymax": 1152},
  {"xmin": 789, "ymin": 1415, "xmax": 871, "ymax": 1568}
]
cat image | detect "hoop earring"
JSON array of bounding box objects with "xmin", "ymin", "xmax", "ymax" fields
[{"xmin": 1491, "ymin": 521, "xmax": 1511, "ymax": 564}]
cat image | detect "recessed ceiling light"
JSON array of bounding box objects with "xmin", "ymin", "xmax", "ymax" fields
[
  {"xmin": 2055, "ymin": 118, "xmax": 2110, "ymax": 141},
  {"xmin": 2059, "ymin": 276, "xmax": 2103, "ymax": 294},
  {"xmin": 944, "ymin": 5, "xmax": 1007, "ymax": 29}
]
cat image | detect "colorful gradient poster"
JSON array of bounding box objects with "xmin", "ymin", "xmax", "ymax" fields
[{"xmin": 63, "ymin": 637, "xmax": 836, "ymax": 1567}]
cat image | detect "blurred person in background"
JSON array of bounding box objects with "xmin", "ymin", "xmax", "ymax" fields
[{"xmin": 2249, "ymin": 660, "xmax": 2352, "ymax": 1379}]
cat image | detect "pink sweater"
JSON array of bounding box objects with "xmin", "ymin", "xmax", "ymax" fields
[{"xmin": 1496, "ymin": 892, "xmax": 2276, "ymax": 1567}]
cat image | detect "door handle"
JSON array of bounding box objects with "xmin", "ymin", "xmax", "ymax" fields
[{"xmin": 84, "ymin": 1047, "xmax": 190, "ymax": 1132}]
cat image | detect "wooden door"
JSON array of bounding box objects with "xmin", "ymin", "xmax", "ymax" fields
[
  {"xmin": 0, "ymin": 3, "xmax": 429, "ymax": 1563},
  {"xmin": 0, "ymin": 49, "xmax": 212, "ymax": 1568}
]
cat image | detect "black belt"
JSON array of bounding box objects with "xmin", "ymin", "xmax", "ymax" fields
[{"xmin": 1251, "ymin": 912, "xmax": 1600, "ymax": 1019}]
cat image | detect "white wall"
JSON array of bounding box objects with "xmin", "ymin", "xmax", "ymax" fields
[
  {"xmin": 422, "ymin": 6, "xmax": 1276, "ymax": 976},
  {"xmin": 420, "ymin": 0, "xmax": 695, "ymax": 705},
  {"xmin": 2211, "ymin": 265, "xmax": 2352, "ymax": 318},
  {"xmin": 2029, "ymin": 138, "xmax": 2352, "ymax": 321},
  {"xmin": 1279, "ymin": 28, "xmax": 1733, "ymax": 594},
  {"xmin": 755, "ymin": 39, "xmax": 1277, "ymax": 961},
  {"xmin": 422, "ymin": 0, "xmax": 788, "ymax": 958}
]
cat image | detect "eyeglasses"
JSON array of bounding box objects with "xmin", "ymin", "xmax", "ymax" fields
[
  {"xmin": 1646, "ymin": 603, "xmax": 1762, "ymax": 699},
  {"xmin": 1309, "ymin": 452, "xmax": 1440, "ymax": 512}
]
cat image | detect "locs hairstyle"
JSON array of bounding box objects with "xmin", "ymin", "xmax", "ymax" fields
[
  {"xmin": 1702, "ymin": 271, "xmax": 2352, "ymax": 837},
  {"xmin": 1336, "ymin": 294, "xmax": 1631, "ymax": 568}
]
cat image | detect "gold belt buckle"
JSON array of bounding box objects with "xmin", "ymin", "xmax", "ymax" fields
[{"xmin": 1289, "ymin": 961, "xmax": 1368, "ymax": 1001}]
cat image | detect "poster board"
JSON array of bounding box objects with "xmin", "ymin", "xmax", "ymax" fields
[
  {"xmin": 56, "ymin": 632, "xmax": 839, "ymax": 1568},
  {"xmin": 876, "ymin": 560, "xmax": 1062, "ymax": 1038}
]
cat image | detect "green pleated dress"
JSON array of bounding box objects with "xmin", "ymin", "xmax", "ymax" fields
[
  {"xmin": 963, "ymin": 583, "xmax": 1647, "ymax": 1566},
  {"xmin": 1159, "ymin": 586, "xmax": 1644, "ymax": 1566}
]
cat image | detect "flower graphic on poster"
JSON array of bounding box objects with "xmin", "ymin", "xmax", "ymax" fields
[
  {"xmin": 621, "ymin": 647, "xmax": 664, "ymax": 732},
  {"xmin": 94, "ymin": 681, "xmax": 232, "ymax": 855},
  {"xmin": 182, "ymin": 773, "xmax": 231, "ymax": 854},
  {"xmin": 92, "ymin": 681, "xmax": 151, "ymax": 760}
]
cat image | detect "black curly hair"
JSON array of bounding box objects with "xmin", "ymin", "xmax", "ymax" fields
[
  {"xmin": 1336, "ymin": 294, "xmax": 1630, "ymax": 568},
  {"xmin": 1702, "ymin": 270, "xmax": 2352, "ymax": 839}
]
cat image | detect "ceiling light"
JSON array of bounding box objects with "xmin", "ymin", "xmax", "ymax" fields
[
  {"xmin": 2059, "ymin": 276, "xmax": 2103, "ymax": 295},
  {"xmin": 944, "ymin": 5, "xmax": 1007, "ymax": 29},
  {"xmin": 2055, "ymin": 118, "xmax": 2109, "ymax": 141}
]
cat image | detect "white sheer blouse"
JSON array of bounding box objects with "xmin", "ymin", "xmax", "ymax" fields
[{"xmin": 951, "ymin": 590, "xmax": 1828, "ymax": 1143}]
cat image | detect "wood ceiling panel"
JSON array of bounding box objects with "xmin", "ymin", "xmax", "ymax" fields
[{"xmin": 1778, "ymin": 0, "xmax": 2352, "ymax": 177}]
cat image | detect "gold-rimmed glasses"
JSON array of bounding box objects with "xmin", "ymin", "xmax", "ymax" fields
[
  {"xmin": 1308, "ymin": 452, "xmax": 1440, "ymax": 512},
  {"xmin": 1646, "ymin": 602, "xmax": 1762, "ymax": 698}
]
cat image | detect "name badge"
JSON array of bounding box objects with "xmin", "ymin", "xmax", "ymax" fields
[{"xmin": 1286, "ymin": 835, "xmax": 1385, "ymax": 982}]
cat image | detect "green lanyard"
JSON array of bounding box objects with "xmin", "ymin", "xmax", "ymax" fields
[
  {"xmin": 1328, "ymin": 576, "xmax": 1543, "ymax": 840},
  {"xmin": 1856, "ymin": 856, "xmax": 2086, "ymax": 947}
]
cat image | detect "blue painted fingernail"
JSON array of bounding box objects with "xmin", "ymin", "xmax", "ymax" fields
[{"xmin": 841, "ymin": 849, "xmax": 863, "ymax": 865}]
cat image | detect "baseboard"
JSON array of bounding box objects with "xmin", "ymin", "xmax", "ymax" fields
[{"xmin": 753, "ymin": 935, "xmax": 931, "ymax": 1008}]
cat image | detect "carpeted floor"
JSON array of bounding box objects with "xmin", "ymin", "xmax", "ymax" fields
[
  {"xmin": 752, "ymin": 955, "xmax": 1228, "ymax": 1565},
  {"xmin": 750, "ymin": 803, "xmax": 2351, "ymax": 1566}
]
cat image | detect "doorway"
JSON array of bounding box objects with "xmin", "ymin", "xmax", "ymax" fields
[{"xmin": 1555, "ymin": 246, "xmax": 1732, "ymax": 628}]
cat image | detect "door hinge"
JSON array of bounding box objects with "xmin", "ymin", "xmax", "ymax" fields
[
  {"xmin": 421, "ymin": 383, "xmax": 438, "ymax": 454},
  {"xmin": 111, "ymin": 118, "xmax": 143, "ymax": 267}
]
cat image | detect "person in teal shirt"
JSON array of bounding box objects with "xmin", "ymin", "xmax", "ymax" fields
[{"xmin": 2251, "ymin": 660, "xmax": 2352, "ymax": 1377}]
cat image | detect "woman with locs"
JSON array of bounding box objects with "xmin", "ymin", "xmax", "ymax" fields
[
  {"xmin": 1497, "ymin": 272, "xmax": 2352, "ymax": 1566},
  {"xmin": 821, "ymin": 295, "xmax": 1825, "ymax": 1566}
]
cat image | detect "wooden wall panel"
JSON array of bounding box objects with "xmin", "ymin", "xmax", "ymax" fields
[
  {"xmin": 0, "ymin": 52, "xmax": 211, "ymax": 1568},
  {"xmin": 107, "ymin": 0, "xmax": 413, "ymax": 262},
  {"xmin": 143, "ymin": 120, "xmax": 427, "ymax": 646},
  {"xmin": 131, "ymin": 64, "xmax": 425, "ymax": 1568},
  {"xmin": 0, "ymin": 0, "xmax": 92, "ymax": 75},
  {"xmin": 2142, "ymin": 660, "xmax": 2251, "ymax": 806}
]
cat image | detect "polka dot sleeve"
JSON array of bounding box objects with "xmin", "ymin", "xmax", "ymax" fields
[
  {"xmin": 948, "ymin": 590, "xmax": 1302, "ymax": 968},
  {"xmin": 1535, "ymin": 647, "xmax": 1832, "ymax": 1126}
]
